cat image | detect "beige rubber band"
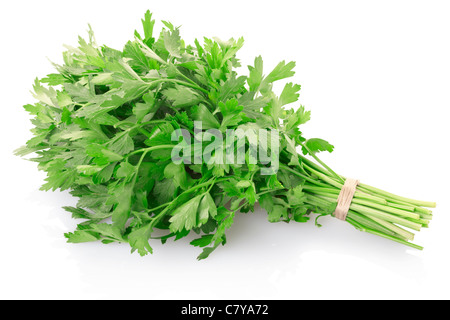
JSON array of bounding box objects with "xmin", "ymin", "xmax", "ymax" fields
[{"xmin": 333, "ymin": 178, "xmax": 359, "ymax": 221}]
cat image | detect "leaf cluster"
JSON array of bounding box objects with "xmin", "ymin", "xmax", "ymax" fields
[{"xmin": 17, "ymin": 11, "xmax": 334, "ymax": 259}]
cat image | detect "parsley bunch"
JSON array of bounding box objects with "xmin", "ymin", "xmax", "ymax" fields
[{"xmin": 17, "ymin": 11, "xmax": 435, "ymax": 259}]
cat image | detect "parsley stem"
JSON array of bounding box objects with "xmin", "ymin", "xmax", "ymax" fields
[
  {"xmin": 146, "ymin": 203, "xmax": 170, "ymax": 214},
  {"xmin": 302, "ymin": 185, "xmax": 387, "ymax": 205},
  {"xmin": 186, "ymin": 177, "xmax": 227, "ymax": 194},
  {"xmin": 147, "ymin": 177, "xmax": 225, "ymax": 230},
  {"xmin": 306, "ymin": 193, "xmax": 422, "ymax": 230},
  {"xmin": 174, "ymin": 67, "xmax": 204, "ymax": 90},
  {"xmin": 126, "ymin": 144, "xmax": 174, "ymax": 159},
  {"xmin": 117, "ymin": 120, "xmax": 168, "ymax": 128},
  {"xmin": 301, "ymin": 157, "xmax": 436, "ymax": 210},
  {"xmin": 147, "ymin": 78, "xmax": 209, "ymax": 95},
  {"xmin": 357, "ymin": 183, "xmax": 436, "ymax": 208},
  {"xmin": 304, "ymin": 166, "xmax": 344, "ymax": 189},
  {"xmin": 140, "ymin": 120, "xmax": 171, "ymax": 126},
  {"xmin": 346, "ymin": 210, "xmax": 413, "ymax": 240},
  {"xmin": 313, "ymin": 193, "xmax": 421, "ymax": 220},
  {"xmin": 148, "ymin": 207, "xmax": 170, "ymax": 231},
  {"xmin": 140, "ymin": 120, "xmax": 195, "ymax": 135},
  {"xmin": 279, "ymin": 164, "xmax": 329, "ymax": 187},
  {"xmin": 136, "ymin": 127, "xmax": 152, "ymax": 138},
  {"xmin": 257, "ymin": 188, "xmax": 285, "ymax": 196},
  {"xmin": 346, "ymin": 217, "xmax": 423, "ymax": 250},
  {"xmin": 299, "ymin": 142, "xmax": 344, "ymax": 183},
  {"xmin": 299, "ymin": 154, "xmax": 332, "ymax": 177},
  {"xmin": 233, "ymin": 200, "xmax": 250, "ymax": 213},
  {"xmin": 131, "ymin": 148, "xmax": 153, "ymax": 185}
]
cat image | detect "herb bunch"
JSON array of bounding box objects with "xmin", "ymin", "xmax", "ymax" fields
[{"xmin": 17, "ymin": 11, "xmax": 435, "ymax": 259}]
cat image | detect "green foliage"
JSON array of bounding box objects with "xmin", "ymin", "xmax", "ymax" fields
[{"xmin": 17, "ymin": 10, "xmax": 433, "ymax": 259}]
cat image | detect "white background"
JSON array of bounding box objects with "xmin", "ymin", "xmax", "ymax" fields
[{"xmin": 1, "ymin": 0, "xmax": 449, "ymax": 300}]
